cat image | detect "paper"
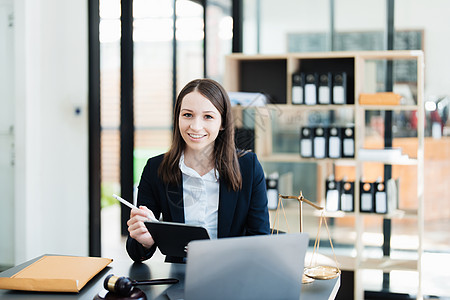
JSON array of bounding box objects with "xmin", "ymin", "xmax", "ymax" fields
[{"xmin": 0, "ymin": 255, "xmax": 112, "ymax": 293}]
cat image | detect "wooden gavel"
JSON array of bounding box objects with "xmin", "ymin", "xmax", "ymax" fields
[{"xmin": 104, "ymin": 274, "xmax": 179, "ymax": 296}]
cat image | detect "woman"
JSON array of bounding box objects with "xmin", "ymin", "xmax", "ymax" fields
[{"xmin": 126, "ymin": 78, "xmax": 270, "ymax": 262}]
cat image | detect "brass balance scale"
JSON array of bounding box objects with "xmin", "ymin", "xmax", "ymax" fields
[{"xmin": 271, "ymin": 191, "xmax": 341, "ymax": 284}]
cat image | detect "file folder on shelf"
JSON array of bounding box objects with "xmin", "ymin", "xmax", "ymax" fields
[
  {"xmin": 340, "ymin": 181, "xmax": 354, "ymax": 212},
  {"xmin": 325, "ymin": 177, "xmax": 340, "ymax": 212},
  {"xmin": 342, "ymin": 126, "xmax": 355, "ymax": 158},
  {"xmin": 332, "ymin": 72, "xmax": 347, "ymax": 105},
  {"xmin": 0, "ymin": 255, "xmax": 112, "ymax": 293},
  {"xmin": 300, "ymin": 127, "xmax": 313, "ymax": 158},
  {"xmin": 304, "ymin": 73, "xmax": 318, "ymax": 105},
  {"xmin": 292, "ymin": 73, "xmax": 304, "ymax": 104},
  {"xmin": 359, "ymin": 92, "xmax": 402, "ymax": 105},
  {"xmin": 318, "ymin": 73, "xmax": 332, "ymax": 105},
  {"xmin": 327, "ymin": 126, "xmax": 342, "ymax": 159},
  {"xmin": 374, "ymin": 181, "xmax": 387, "ymax": 214},
  {"xmin": 313, "ymin": 127, "xmax": 328, "ymax": 159},
  {"xmin": 360, "ymin": 181, "xmax": 375, "ymax": 213},
  {"xmin": 266, "ymin": 173, "xmax": 279, "ymax": 210}
]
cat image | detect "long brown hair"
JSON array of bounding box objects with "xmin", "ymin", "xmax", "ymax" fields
[{"xmin": 159, "ymin": 78, "xmax": 242, "ymax": 191}]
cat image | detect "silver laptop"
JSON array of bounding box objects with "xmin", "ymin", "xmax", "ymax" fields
[{"xmin": 167, "ymin": 233, "xmax": 309, "ymax": 300}]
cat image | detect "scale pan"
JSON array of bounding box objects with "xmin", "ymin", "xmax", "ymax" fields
[
  {"xmin": 304, "ymin": 265, "xmax": 340, "ymax": 280},
  {"xmin": 302, "ymin": 274, "xmax": 315, "ymax": 284}
]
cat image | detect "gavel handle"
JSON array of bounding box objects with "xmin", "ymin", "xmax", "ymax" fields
[{"xmin": 132, "ymin": 278, "xmax": 179, "ymax": 286}]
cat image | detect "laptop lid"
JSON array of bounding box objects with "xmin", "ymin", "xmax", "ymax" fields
[{"xmin": 184, "ymin": 233, "xmax": 309, "ymax": 300}]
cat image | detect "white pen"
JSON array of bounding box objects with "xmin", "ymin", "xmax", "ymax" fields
[{"xmin": 112, "ymin": 194, "xmax": 158, "ymax": 222}]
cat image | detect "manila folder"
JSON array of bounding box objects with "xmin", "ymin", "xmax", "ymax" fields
[{"xmin": 0, "ymin": 255, "xmax": 113, "ymax": 292}]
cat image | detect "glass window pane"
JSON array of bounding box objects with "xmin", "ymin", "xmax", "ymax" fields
[
  {"xmin": 176, "ymin": 0, "xmax": 204, "ymax": 91},
  {"xmin": 206, "ymin": 0, "xmax": 232, "ymax": 82},
  {"xmin": 134, "ymin": 0, "xmax": 174, "ymax": 183},
  {"xmin": 244, "ymin": 0, "xmax": 331, "ymax": 54}
]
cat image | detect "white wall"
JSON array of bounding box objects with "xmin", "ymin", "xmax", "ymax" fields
[
  {"xmin": 247, "ymin": 0, "xmax": 450, "ymax": 98},
  {"xmin": 260, "ymin": 0, "xmax": 330, "ymax": 53},
  {"xmin": 0, "ymin": 0, "xmax": 15, "ymax": 266},
  {"xmin": 13, "ymin": 0, "xmax": 89, "ymax": 264},
  {"xmin": 395, "ymin": 0, "xmax": 450, "ymax": 98}
]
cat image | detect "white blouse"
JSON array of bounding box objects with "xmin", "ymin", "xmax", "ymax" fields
[{"xmin": 179, "ymin": 154, "xmax": 220, "ymax": 239}]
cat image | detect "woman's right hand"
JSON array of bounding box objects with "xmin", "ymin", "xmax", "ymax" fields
[{"xmin": 127, "ymin": 206, "xmax": 156, "ymax": 249}]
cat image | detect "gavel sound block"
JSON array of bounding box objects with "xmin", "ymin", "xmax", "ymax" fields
[{"xmin": 94, "ymin": 274, "xmax": 179, "ymax": 300}]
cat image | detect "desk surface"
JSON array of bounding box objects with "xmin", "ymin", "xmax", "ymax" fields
[{"xmin": 0, "ymin": 255, "xmax": 340, "ymax": 300}]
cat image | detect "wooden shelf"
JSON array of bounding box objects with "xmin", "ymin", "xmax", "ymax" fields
[
  {"xmin": 357, "ymin": 157, "xmax": 418, "ymax": 165},
  {"xmin": 359, "ymin": 209, "xmax": 418, "ymax": 219},
  {"xmin": 359, "ymin": 257, "xmax": 418, "ymax": 272},
  {"xmin": 266, "ymin": 104, "xmax": 355, "ymax": 111},
  {"xmin": 225, "ymin": 50, "xmax": 424, "ymax": 300},
  {"xmin": 316, "ymin": 255, "xmax": 419, "ymax": 272},
  {"xmin": 260, "ymin": 153, "xmax": 418, "ymax": 165},
  {"xmin": 359, "ymin": 104, "xmax": 419, "ymax": 111},
  {"xmin": 260, "ymin": 154, "xmax": 357, "ymax": 165},
  {"xmin": 305, "ymin": 209, "xmax": 417, "ymax": 219}
]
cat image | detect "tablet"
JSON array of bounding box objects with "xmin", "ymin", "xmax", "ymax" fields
[{"xmin": 145, "ymin": 221, "xmax": 210, "ymax": 258}]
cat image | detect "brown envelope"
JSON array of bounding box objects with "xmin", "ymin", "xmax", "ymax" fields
[
  {"xmin": 0, "ymin": 255, "xmax": 113, "ymax": 293},
  {"xmin": 359, "ymin": 92, "xmax": 402, "ymax": 105}
]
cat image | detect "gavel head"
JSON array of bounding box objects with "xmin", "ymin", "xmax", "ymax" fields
[{"xmin": 104, "ymin": 274, "xmax": 134, "ymax": 296}]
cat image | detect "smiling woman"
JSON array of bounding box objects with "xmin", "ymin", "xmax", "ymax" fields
[
  {"xmin": 178, "ymin": 90, "xmax": 223, "ymax": 172},
  {"xmin": 125, "ymin": 78, "xmax": 270, "ymax": 262}
]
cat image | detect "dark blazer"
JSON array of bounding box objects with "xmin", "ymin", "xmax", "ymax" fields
[{"xmin": 126, "ymin": 151, "xmax": 270, "ymax": 262}]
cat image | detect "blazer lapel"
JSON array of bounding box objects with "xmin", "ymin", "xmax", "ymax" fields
[
  {"xmin": 217, "ymin": 181, "xmax": 238, "ymax": 238},
  {"xmin": 166, "ymin": 184, "xmax": 185, "ymax": 223}
]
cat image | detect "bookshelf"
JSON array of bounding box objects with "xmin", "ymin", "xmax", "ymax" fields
[{"xmin": 225, "ymin": 50, "xmax": 424, "ymax": 300}]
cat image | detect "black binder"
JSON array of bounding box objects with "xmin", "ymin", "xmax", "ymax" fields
[
  {"xmin": 313, "ymin": 126, "xmax": 327, "ymax": 159},
  {"xmin": 360, "ymin": 181, "xmax": 375, "ymax": 213},
  {"xmin": 266, "ymin": 174, "xmax": 279, "ymax": 210},
  {"xmin": 342, "ymin": 126, "xmax": 355, "ymax": 158},
  {"xmin": 300, "ymin": 127, "xmax": 313, "ymax": 158},
  {"xmin": 318, "ymin": 72, "xmax": 332, "ymax": 105},
  {"xmin": 235, "ymin": 127, "xmax": 255, "ymax": 151},
  {"xmin": 340, "ymin": 180, "xmax": 354, "ymax": 212},
  {"xmin": 325, "ymin": 177, "xmax": 340, "ymax": 212},
  {"xmin": 304, "ymin": 73, "xmax": 318, "ymax": 105},
  {"xmin": 327, "ymin": 126, "xmax": 342, "ymax": 158},
  {"xmin": 292, "ymin": 73, "xmax": 304, "ymax": 105},
  {"xmin": 332, "ymin": 72, "xmax": 347, "ymax": 105},
  {"xmin": 374, "ymin": 181, "xmax": 387, "ymax": 214}
]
